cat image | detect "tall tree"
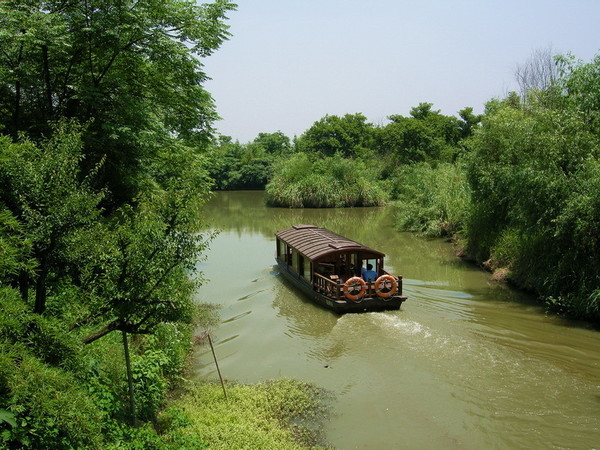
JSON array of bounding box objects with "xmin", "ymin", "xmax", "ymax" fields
[
  {"xmin": 458, "ymin": 107, "xmax": 483, "ymax": 139},
  {"xmin": 0, "ymin": 0, "xmax": 236, "ymax": 205},
  {"xmin": 74, "ymin": 182, "xmax": 215, "ymax": 344},
  {"xmin": 253, "ymin": 131, "xmax": 292, "ymax": 156},
  {"xmin": 0, "ymin": 124, "xmax": 104, "ymax": 313},
  {"xmin": 514, "ymin": 46, "xmax": 558, "ymax": 99},
  {"xmin": 297, "ymin": 113, "xmax": 375, "ymax": 158}
]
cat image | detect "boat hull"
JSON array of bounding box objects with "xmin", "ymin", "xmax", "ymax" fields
[{"xmin": 276, "ymin": 259, "xmax": 406, "ymax": 314}]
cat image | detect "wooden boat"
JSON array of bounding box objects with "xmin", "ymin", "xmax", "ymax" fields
[{"xmin": 275, "ymin": 224, "xmax": 407, "ymax": 313}]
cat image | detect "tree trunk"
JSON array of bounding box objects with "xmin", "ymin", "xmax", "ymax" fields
[
  {"xmin": 42, "ymin": 44, "xmax": 54, "ymax": 119},
  {"xmin": 122, "ymin": 330, "xmax": 138, "ymax": 427}
]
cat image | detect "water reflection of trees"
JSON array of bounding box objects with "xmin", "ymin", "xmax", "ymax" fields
[{"xmin": 203, "ymin": 191, "xmax": 393, "ymax": 240}]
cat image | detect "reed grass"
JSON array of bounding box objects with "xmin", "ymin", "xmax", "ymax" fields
[
  {"xmin": 391, "ymin": 162, "xmax": 470, "ymax": 237},
  {"xmin": 265, "ymin": 154, "xmax": 388, "ymax": 208}
]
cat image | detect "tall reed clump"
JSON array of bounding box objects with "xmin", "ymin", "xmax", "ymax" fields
[
  {"xmin": 391, "ymin": 162, "xmax": 470, "ymax": 237},
  {"xmin": 265, "ymin": 153, "xmax": 388, "ymax": 208}
]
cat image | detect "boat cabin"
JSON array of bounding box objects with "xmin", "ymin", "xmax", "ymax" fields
[{"xmin": 275, "ymin": 224, "xmax": 406, "ymax": 311}]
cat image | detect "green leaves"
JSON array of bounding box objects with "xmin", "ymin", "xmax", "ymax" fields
[
  {"xmin": 0, "ymin": 408, "xmax": 16, "ymax": 428},
  {"xmin": 296, "ymin": 113, "xmax": 375, "ymax": 158},
  {"xmin": 464, "ymin": 54, "xmax": 600, "ymax": 319},
  {"xmin": 392, "ymin": 163, "xmax": 470, "ymax": 237},
  {"xmin": 0, "ymin": 0, "xmax": 237, "ymax": 204}
]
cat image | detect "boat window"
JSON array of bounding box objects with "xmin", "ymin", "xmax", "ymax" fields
[
  {"xmin": 277, "ymin": 239, "xmax": 286, "ymax": 259},
  {"xmin": 303, "ymin": 256, "xmax": 311, "ymax": 280},
  {"xmin": 296, "ymin": 251, "xmax": 303, "ymax": 275},
  {"xmin": 317, "ymin": 262, "xmax": 334, "ymax": 277},
  {"xmin": 350, "ymin": 253, "xmax": 358, "ymax": 276}
]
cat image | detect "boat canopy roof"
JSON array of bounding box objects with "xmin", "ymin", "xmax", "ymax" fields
[{"xmin": 276, "ymin": 224, "xmax": 385, "ymax": 261}]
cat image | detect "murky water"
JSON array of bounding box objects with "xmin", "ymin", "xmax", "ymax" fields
[{"xmin": 192, "ymin": 191, "xmax": 600, "ymax": 449}]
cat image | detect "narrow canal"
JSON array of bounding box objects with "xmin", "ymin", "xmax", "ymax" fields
[{"xmin": 192, "ymin": 191, "xmax": 600, "ymax": 449}]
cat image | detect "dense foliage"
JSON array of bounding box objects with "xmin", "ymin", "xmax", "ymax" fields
[
  {"xmin": 0, "ymin": 1, "xmax": 245, "ymax": 447},
  {"xmin": 386, "ymin": 53, "xmax": 600, "ymax": 322},
  {"xmin": 266, "ymin": 153, "xmax": 387, "ymax": 207},
  {"xmin": 209, "ymin": 105, "xmax": 478, "ymax": 197},
  {"xmin": 258, "ymin": 104, "xmax": 476, "ymax": 207},
  {"xmin": 391, "ymin": 162, "xmax": 470, "ymax": 236},
  {"xmin": 204, "ymin": 132, "xmax": 291, "ymax": 190},
  {"xmin": 0, "ymin": 0, "xmax": 235, "ymax": 206},
  {"xmin": 464, "ymin": 54, "xmax": 600, "ymax": 320}
]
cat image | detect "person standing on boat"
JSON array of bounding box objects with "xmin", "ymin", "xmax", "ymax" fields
[{"xmin": 363, "ymin": 264, "xmax": 377, "ymax": 282}]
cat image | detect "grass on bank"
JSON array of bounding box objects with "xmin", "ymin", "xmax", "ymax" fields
[
  {"xmin": 265, "ymin": 153, "xmax": 388, "ymax": 208},
  {"xmin": 158, "ymin": 379, "xmax": 331, "ymax": 449}
]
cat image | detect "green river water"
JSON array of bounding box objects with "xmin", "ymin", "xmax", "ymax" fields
[{"xmin": 192, "ymin": 191, "xmax": 600, "ymax": 449}]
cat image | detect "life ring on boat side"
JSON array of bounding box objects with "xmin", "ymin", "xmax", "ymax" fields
[
  {"xmin": 374, "ymin": 275, "xmax": 398, "ymax": 298},
  {"xmin": 343, "ymin": 277, "xmax": 367, "ymax": 301}
]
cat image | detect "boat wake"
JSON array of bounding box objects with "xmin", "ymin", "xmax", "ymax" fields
[{"xmin": 369, "ymin": 313, "xmax": 432, "ymax": 338}]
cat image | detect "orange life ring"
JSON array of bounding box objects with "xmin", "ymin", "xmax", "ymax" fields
[
  {"xmin": 374, "ymin": 275, "xmax": 398, "ymax": 298},
  {"xmin": 343, "ymin": 277, "xmax": 367, "ymax": 301}
]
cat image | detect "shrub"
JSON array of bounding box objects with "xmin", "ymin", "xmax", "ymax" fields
[
  {"xmin": 391, "ymin": 162, "xmax": 470, "ymax": 237},
  {"xmin": 266, "ymin": 153, "xmax": 388, "ymax": 208},
  {"xmin": 0, "ymin": 288, "xmax": 82, "ymax": 371},
  {"xmin": 465, "ymin": 77, "xmax": 600, "ymax": 321},
  {"xmin": 2, "ymin": 352, "xmax": 105, "ymax": 449}
]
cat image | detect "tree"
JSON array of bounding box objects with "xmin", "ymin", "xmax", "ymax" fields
[
  {"xmin": 377, "ymin": 116, "xmax": 437, "ymax": 163},
  {"xmin": 297, "ymin": 113, "xmax": 375, "ymax": 157},
  {"xmin": 253, "ymin": 131, "xmax": 292, "ymax": 156},
  {"xmin": 0, "ymin": 123, "xmax": 103, "ymax": 313},
  {"xmin": 0, "ymin": 0, "xmax": 237, "ymax": 205},
  {"xmin": 61, "ymin": 137, "xmax": 216, "ymax": 343},
  {"xmin": 465, "ymin": 73, "xmax": 600, "ymax": 320},
  {"xmin": 514, "ymin": 46, "xmax": 558, "ymax": 99},
  {"xmin": 458, "ymin": 107, "xmax": 483, "ymax": 139},
  {"xmin": 557, "ymin": 53, "xmax": 600, "ymax": 135},
  {"xmin": 382, "ymin": 103, "xmax": 464, "ymax": 163},
  {"xmin": 73, "ymin": 192, "xmax": 214, "ymax": 345},
  {"xmin": 408, "ymin": 102, "xmax": 435, "ymax": 120}
]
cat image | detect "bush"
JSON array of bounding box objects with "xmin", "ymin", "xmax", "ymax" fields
[
  {"xmin": 0, "ymin": 288, "xmax": 82, "ymax": 371},
  {"xmin": 465, "ymin": 75, "xmax": 600, "ymax": 321},
  {"xmin": 2, "ymin": 351, "xmax": 105, "ymax": 449},
  {"xmin": 266, "ymin": 153, "xmax": 388, "ymax": 207},
  {"xmin": 391, "ymin": 162, "xmax": 470, "ymax": 237}
]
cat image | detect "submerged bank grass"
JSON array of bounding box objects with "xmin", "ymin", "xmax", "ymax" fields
[
  {"xmin": 265, "ymin": 153, "xmax": 387, "ymax": 208},
  {"xmin": 162, "ymin": 379, "xmax": 331, "ymax": 449}
]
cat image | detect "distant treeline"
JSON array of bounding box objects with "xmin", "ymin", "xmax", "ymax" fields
[
  {"xmin": 207, "ymin": 52, "xmax": 600, "ymax": 323},
  {"xmin": 204, "ymin": 103, "xmax": 480, "ymax": 205}
]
